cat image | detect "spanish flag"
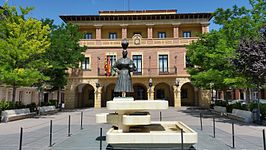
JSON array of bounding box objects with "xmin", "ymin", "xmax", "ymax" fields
[{"xmin": 104, "ymin": 56, "xmax": 111, "ymax": 76}]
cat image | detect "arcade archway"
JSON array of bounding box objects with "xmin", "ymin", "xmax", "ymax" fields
[
  {"xmin": 133, "ymin": 83, "xmax": 147, "ymax": 100},
  {"xmin": 76, "ymin": 84, "xmax": 95, "ymax": 108},
  {"xmin": 181, "ymin": 82, "xmax": 196, "ymax": 106},
  {"xmin": 154, "ymin": 82, "xmax": 174, "ymax": 106}
]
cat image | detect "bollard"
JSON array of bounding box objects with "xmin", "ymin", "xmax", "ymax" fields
[
  {"xmin": 263, "ymin": 129, "xmax": 266, "ymax": 150},
  {"xmin": 68, "ymin": 115, "xmax": 71, "ymax": 137},
  {"xmin": 80, "ymin": 111, "xmax": 83, "ymax": 130},
  {"xmin": 100, "ymin": 128, "xmax": 103, "ymax": 150},
  {"xmin": 181, "ymin": 128, "xmax": 184, "ymax": 150},
  {"xmin": 232, "ymin": 122, "xmax": 235, "ymax": 148},
  {"xmin": 200, "ymin": 113, "xmax": 203, "ymax": 131},
  {"xmin": 160, "ymin": 111, "xmax": 162, "ymax": 121},
  {"xmin": 49, "ymin": 120, "xmax": 53, "ymax": 147},
  {"xmin": 213, "ymin": 117, "xmax": 215, "ymax": 138},
  {"xmin": 19, "ymin": 127, "xmax": 23, "ymax": 150}
]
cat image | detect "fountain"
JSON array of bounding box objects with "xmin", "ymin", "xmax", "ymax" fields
[{"xmin": 96, "ymin": 39, "xmax": 197, "ymax": 150}]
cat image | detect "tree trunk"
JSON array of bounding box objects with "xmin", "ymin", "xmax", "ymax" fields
[
  {"xmin": 12, "ymin": 85, "xmax": 16, "ymax": 107},
  {"xmin": 223, "ymin": 89, "xmax": 228, "ymax": 104},
  {"xmin": 57, "ymin": 87, "xmax": 61, "ymax": 107},
  {"xmin": 215, "ymin": 89, "xmax": 218, "ymax": 101},
  {"xmin": 246, "ymin": 88, "xmax": 250, "ymax": 102}
]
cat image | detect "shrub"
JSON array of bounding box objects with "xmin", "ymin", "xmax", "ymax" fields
[
  {"xmin": 215, "ymin": 100, "xmax": 227, "ymax": 107},
  {"xmin": 15, "ymin": 101, "xmax": 25, "ymax": 109},
  {"xmin": 248, "ymin": 102, "xmax": 266, "ymax": 121},
  {"xmin": 0, "ymin": 100, "xmax": 15, "ymax": 110},
  {"xmin": 48, "ymin": 99, "xmax": 58, "ymax": 106},
  {"xmin": 26, "ymin": 103, "xmax": 37, "ymax": 112},
  {"xmin": 41, "ymin": 102, "xmax": 49, "ymax": 106}
]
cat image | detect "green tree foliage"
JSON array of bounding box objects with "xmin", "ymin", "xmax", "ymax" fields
[
  {"xmin": 186, "ymin": 0, "xmax": 265, "ymax": 92},
  {"xmin": 42, "ymin": 19, "xmax": 86, "ymax": 101},
  {"xmin": 0, "ymin": 5, "xmax": 50, "ymax": 103}
]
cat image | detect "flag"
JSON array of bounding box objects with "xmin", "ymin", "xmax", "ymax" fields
[{"xmin": 104, "ymin": 56, "xmax": 111, "ymax": 76}]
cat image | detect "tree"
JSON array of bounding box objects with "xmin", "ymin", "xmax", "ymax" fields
[
  {"xmin": 0, "ymin": 5, "xmax": 50, "ymax": 104},
  {"xmin": 42, "ymin": 19, "xmax": 86, "ymax": 103},
  {"xmin": 187, "ymin": 31, "xmax": 248, "ymax": 98},
  {"xmin": 186, "ymin": 0, "xmax": 265, "ymax": 99},
  {"xmin": 233, "ymin": 28, "xmax": 266, "ymax": 89}
]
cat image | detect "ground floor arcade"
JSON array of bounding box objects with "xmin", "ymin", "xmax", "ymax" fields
[{"xmin": 64, "ymin": 77, "xmax": 211, "ymax": 109}]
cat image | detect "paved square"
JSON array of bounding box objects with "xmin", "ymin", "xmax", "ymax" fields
[{"xmin": 0, "ymin": 107, "xmax": 265, "ymax": 150}]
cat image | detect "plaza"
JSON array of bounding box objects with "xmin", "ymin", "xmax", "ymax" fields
[
  {"xmin": 0, "ymin": 107, "xmax": 265, "ymax": 150},
  {"xmin": 0, "ymin": 1, "xmax": 266, "ymax": 150}
]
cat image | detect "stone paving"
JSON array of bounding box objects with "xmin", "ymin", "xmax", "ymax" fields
[{"xmin": 0, "ymin": 107, "xmax": 265, "ymax": 150}]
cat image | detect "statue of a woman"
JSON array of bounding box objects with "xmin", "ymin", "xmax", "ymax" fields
[{"xmin": 113, "ymin": 39, "xmax": 136, "ymax": 97}]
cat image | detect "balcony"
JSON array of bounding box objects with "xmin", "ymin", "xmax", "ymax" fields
[
  {"xmin": 79, "ymin": 38, "xmax": 198, "ymax": 48},
  {"xmin": 97, "ymin": 67, "xmax": 177, "ymax": 77}
]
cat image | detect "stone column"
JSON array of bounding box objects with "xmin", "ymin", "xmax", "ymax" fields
[
  {"xmin": 173, "ymin": 86, "xmax": 181, "ymax": 107},
  {"xmin": 94, "ymin": 87, "xmax": 102, "ymax": 108},
  {"xmin": 147, "ymin": 24, "xmax": 154, "ymax": 39},
  {"xmin": 201, "ymin": 23, "xmax": 209, "ymax": 34},
  {"xmin": 64, "ymin": 87, "xmax": 76, "ymax": 109},
  {"xmin": 95, "ymin": 25, "xmax": 102, "ymax": 40},
  {"xmin": 121, "ymin": 25, "xmax": 128, "ymax": 39},
  {"xmin": 148, "ymin": 86, "xmax": 155, "ymax": 100},
  {"xmin": 172, "ymin": 23, "xmax": 180, "ymax": 38}
]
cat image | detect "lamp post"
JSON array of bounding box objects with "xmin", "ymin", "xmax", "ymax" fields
[
  {"xmin": 96, "ymin": 82, "xmax": 100, "ymax": 106},
  {"xmin": 96, "ymin": 82, "xmax": 100, "ymax": 89},
  {"xmin": 174, "ymin": 56, "xmax": 177, "ymax": 73},
  {"xmin": 97, "ymin": 57, "xmax": 100, "ymax": 76},
  {"xmin": 148, "ymin": 78, "xmax": 153, "ymax": 100},
  {"xmin": 149, "ymin": 78, "xmax": 153, "ymax": 88},
  {"xmin": 148, "ymin": 56, "xmax": 151, "ymax": 75},
  {"xmin": 175, "ymin": 79, "xmax": 180, "ymax": 87}
]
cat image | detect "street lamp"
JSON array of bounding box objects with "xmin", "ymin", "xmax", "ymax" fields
[
  {"xmin": 149, "ymin": 78, "xmax": 153, "ymax": 87},
  {"xmin": 175, "ymin": 79, "xmax": 180, "ymax": 87},
  {"xmin": 97, "ymin": 57, "xmax": 100, "ymax": 76},
  {"xmin": 96, "ymin": 82, "xmax": 100, "ymax": 89}
]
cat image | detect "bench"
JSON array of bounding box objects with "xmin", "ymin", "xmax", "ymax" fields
[
  {"xmin": 1, "ymin": 108, "xmax": 36, "ymax": 122},
  {"xmin": 38, "ymin": 106, "xmax": 58, "ymax": 115},
  {"xmin": 227, "ymin": 109, "xmax": 252, "ymax": 123},
  {"xmin": 211, "ymin": 106, "xmax": 227, "ymax": 116}
]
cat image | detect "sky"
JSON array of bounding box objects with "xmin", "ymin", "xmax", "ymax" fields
[{"xmin": 0, "ymin": 0, "xmax": 251, "ymax": 30}]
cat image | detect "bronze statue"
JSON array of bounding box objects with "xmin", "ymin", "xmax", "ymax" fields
[{"xmin": 113, "ymin": 39, "xmax": 136, "ymax": 97}]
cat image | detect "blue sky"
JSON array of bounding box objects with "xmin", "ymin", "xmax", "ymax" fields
[{"xmin": 1, "ymin": 0, "xmax": 251, "ymax": 30}]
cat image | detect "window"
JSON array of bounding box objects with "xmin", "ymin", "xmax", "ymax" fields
[
  {"xmin": 133, "ymin": 55, "xmax": 142, "ymax": 75},
  {"xmin": 159, "ymin": 55, "xmax": 168, "ymax": 73},
  {"xmin": 158, "ymin": 32, "xmax": 166, "ymax": 38},
  {"xmin": 183, "ymin": 31, "xmax": 191, "ymax": 38},
  {"xmin": 84, "ymin": 33, "xmax": 92, "ymax": 39},
  {"xmin": 82, "ymin": 57, "xmax": 90, "ymax": 70},
  {"xmin": 109, "ymin": 33, "xmax": 117, "ymax": 39},
  {"xmin": 105, "ymin": 55, "xmax": 117, "ymax": 75},
  {"xmin": 106, "ymin": 55, "xmax": 116, "ymax": 67}
]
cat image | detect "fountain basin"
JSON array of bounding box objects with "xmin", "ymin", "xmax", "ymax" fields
[{"xmin": 106, "ymin": 121, "xmax": 197, "ymax": 150}]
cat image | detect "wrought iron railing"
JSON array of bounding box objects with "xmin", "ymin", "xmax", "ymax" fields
[{"xmin": 97, "ymin": 67, "xmax": 177, "ymax": 76}]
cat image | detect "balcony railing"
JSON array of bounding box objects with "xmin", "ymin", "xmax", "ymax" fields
[
  {"xmin": 97, "ymin": 67, "xmax": 177, "ymax": 77},
  {"xmin": 79, "ymin": 38, "xmax": 198, "ymax": 47}
]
